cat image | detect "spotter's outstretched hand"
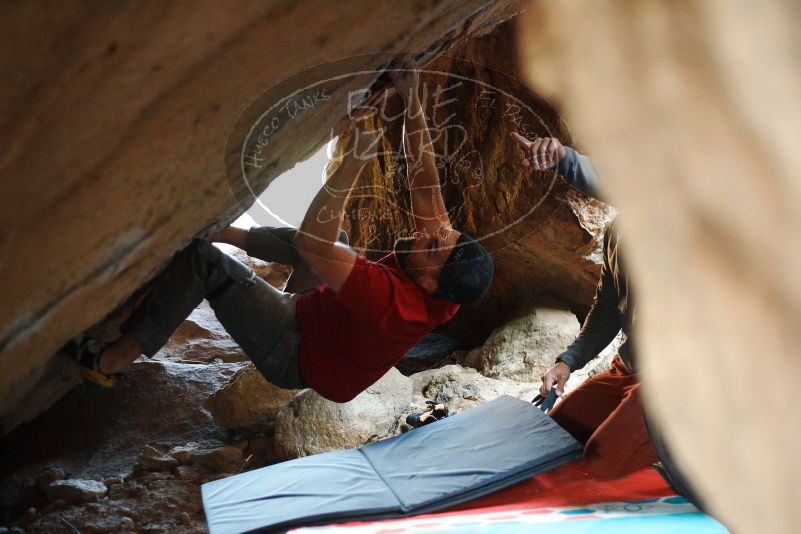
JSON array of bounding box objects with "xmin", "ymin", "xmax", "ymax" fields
[
  {"xmin": 540, "ymin": 361, "xmax": 571, "ymax": 397},
  {"xmin": 511, "ymin": 132, "xmax": 566, "ymax": 171}
]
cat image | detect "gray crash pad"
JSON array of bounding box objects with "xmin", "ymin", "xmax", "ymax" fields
[{"xmin": 202, "ymin": 395, "xmax": 582, "ymax": 533}]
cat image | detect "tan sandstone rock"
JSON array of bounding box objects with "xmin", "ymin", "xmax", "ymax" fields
[
  {"xmin": 167, "ymin": 443, "xmax": 199, "ymax": 466},
  {"xmin": 274, "ymin": 368, "xmax": 412, "ymax": 458},
  {"xmin": 519, "ymin": 2, "xmax": 801, "ymax": 531},
  {"xmin": 0, "ymin": 0, "xmax": 524, "ymax": 435},
  {"xmin": 46, "ymin": 480, "xmax": 107, "ymax": 505}
]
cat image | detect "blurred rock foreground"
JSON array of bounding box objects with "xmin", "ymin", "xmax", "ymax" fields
[{"xmin": 518, "ymin": 1, "xmax": 801, "ymax": 532}]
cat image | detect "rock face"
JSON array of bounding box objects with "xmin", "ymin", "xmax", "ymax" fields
[
  {"xmin": 206, "ymin": 365, "xmax": 297, "ymax": 433},
  {"xmin": 0, "ymin": 0, "xmax": 525, "ymax": 435},
  {"xmin": 337, "ymin": 23, "xmax": 615, "ymax": 339},
  {"xmin": 463, "ymin": 306, "xmax": 580, "ymax": 381},
  {"xmin": 519, "ymin": 2, "xmax": 801, "ymax": 532},
  {"xmin": 274, "ymin": 368, "xmax": 412, "ymax": 458}
]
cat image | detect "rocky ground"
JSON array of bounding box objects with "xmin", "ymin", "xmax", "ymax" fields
[
  {"xmin": 6, "ymin": 436, "xmax": 287, "ymax": 534},
  {"xmin": 0, "ymin": 252, "xmax": 616, "ymax": 533}
]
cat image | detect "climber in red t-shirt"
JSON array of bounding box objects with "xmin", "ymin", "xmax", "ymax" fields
[{"xmin": 66, "ymin": 58, "xmax": 494, "ymax": 401}]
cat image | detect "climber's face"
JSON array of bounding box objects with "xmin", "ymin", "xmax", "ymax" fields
[{"xmin": 394, "ymin": 227, "xmax": 461, "ymax": 292}]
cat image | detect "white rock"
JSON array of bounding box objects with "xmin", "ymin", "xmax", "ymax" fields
[
  {"xmin": 412, "ymin": 364, "xmax": 537, "ymax": 415},
  {"xmin": 464, "ymin": 306, "xmax": 580, "ymax": 382},
  {"xmin": 274, "ymin": 368, "xmax": 412, "ymax": 458}
]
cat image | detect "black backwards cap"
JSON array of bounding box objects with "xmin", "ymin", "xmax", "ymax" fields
[{"xmin": 433, "ymin": 233, "xmax": 494, "ymax": 304}]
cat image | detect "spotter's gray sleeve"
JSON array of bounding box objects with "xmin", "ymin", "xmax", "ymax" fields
[
  {"xmin": 556, "ymin": 231, "xmax": 621, "ymax": 371},
  {"xmin": 554, "ymin": 146, "xmax": 604, "ymax": 201},
  {"xmin": 245, "ymin": 227, "xmax": 305, "ymax": 268}
]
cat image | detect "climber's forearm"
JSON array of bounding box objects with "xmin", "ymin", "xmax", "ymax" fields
[
  {"xmin": 402, "ymin": 94, "xmax": 450, "ymax": 231},
  {"xmin": 208, "ymin": 226, "xmax": 248, "ymax": 250}
]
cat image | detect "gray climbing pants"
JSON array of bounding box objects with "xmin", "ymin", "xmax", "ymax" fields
[
  {"xmin": 123, "ymin": 237, "xmax": 307, "ymax": 389},
  {"xmin": 245, "ymin": 226, "xmax": 347, "ymax": 294}
]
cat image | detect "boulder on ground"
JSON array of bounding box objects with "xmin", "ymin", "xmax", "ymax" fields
[
  {"xmin": 228, "ymin": 248, "xmax": 292, "ymax": 289},
  {"xmin": 206, "ymin": 365, "xmax": 297, "ymax": 433},
  {"xmin": 411, "ymin": 364, "xmax": 537, "ymax": 415},
  {"xmin": 137, "ymin": 445, "xmax": 178, "ymax": 472},
  {"xmin": 400, "ymin": 364, "xmax": 538, "ymax": 433},
  {"xmin": 462, "ymin": 306, "xmax": 580, "ymax": 382},
  {"xmin": 403, "ymin": 354, "xmax": 618, "ymax": 433},
  {"xmin": 156, "ymin": 301, "xmax": 248, "ymax": 364},
  {"xmin": 46, "ymin": 479, "xmax": 107, "ymax": 505},
  {"xmin": 274, "ymin": 368, "xmax": 412, "ymax": 458},
  {"xmin": 174, "ymin": 465, "xmax": 204, "ymax": 482}
]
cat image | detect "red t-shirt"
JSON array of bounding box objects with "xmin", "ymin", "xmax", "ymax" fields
[{"xmin": 295, "ymin": 253, "xmax": 459, "ymax": 402}]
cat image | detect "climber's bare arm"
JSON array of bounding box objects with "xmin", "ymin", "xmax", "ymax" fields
[
  {"xmin": 390, "ymin": 58, "xmax": 451, "ymax": 233},
  {"xmin": 207, "ymin": 226, "xmax": 248, "ymax": 250},
  {"xmin": 295, "ymin": 128, "xmax": 380, "ymax": 291}
]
